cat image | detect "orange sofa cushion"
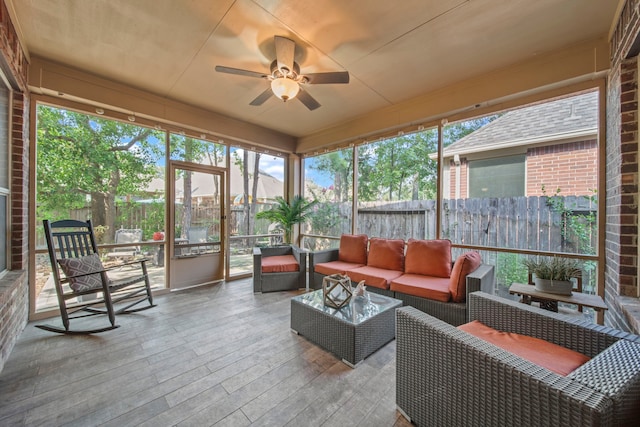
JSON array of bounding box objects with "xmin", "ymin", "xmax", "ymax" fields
[
  {"xmin": 347, "ymin": 265, "xmax": 403, "ymax": 290},
  {"xmin": 261, "ymin": 255, "xmax": 300, "ymax": 273},
  {"xmin": 405, "ymin": 239, "xmax": 452, "ymax": 278},
  {"xmin": 315, "ymin": 260, "xmax": 364, "ymax": 276},
  {"xmin": 338, "ymin": 234, "xmax": 368, "ymax": 264},
  {"xmin": 449, "ymin": 251, "xmax": 482, "ymax": 303},
  {"xmin": 367, "ymin": 238, "xmax": 405, "ymax": 271},
  {"xmin": 459, "ymin": 320, "xmax": 590, "ymax": 376},
  {"xmin": 390, "ymin": 274, "xmax": 451, "ymax": 302}
]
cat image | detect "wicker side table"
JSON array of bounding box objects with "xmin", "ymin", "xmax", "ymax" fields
[{"xmin": 291, "ymin": 289, "xmax": 402, "ymax": 367}]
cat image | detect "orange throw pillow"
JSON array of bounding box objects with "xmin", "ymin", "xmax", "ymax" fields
[
  {"xmin": 459, "ymin": 320, "xmax": 590, "ymax": 376},
  {"xmin": 404, "ymin": 239, "xmax": 452, "ymax": 278},
  {"xmin": 449, "ymin": 251, "xmax": 481, "ymax": 302},
  {"xmin": 367, "ymin": 238, "xmax": 405, "ymax": 271},
  {"xmin": 338, "ymin": 234, "xmax": 368, "ymax": 264}
]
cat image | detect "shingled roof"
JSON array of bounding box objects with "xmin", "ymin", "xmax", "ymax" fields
[{"xmin": 442, "ymin": 91, "xmax": 598, "ymax": 158}]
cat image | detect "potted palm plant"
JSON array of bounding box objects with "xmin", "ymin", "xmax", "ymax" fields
[
  {"xmin": 522, "ymin": 257, "xmax": 581, "ymax": 295},
  {"xmin": 256, "ymin": 195, "xmax": 317, "ymax": 245}
]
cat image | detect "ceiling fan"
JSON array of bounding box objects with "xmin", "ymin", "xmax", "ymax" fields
[{"xmin": 215, "ymin": 36, "xmax": 349, "ymax": 111}]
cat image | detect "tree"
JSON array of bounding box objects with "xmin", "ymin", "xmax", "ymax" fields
[
  {"xmin": 256, "ymin": 196, "xmax": 318, "ymax": 244},
  {"xmin": 170, "ymin": 135, "xmax": 225, "ymax": 239},
  {"xmin": 232, "ymin": 149, "xmax": 261, "ymax": 236},
  {"xmin": 37, "ymin": 106, "xmax": 163, "ymax": 242},
  {"xmin": 442, "ymin": 116, "xmax": 499, "ymax": 146},
  {"xmin": 358, "ymin": 131, "xmax": 438, "ymax": 202},
  {"xmin": 309, "ymin": 150, "xmax": 353, "ymax": 203}
]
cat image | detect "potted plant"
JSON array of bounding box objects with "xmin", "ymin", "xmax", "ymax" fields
[
  {"xmin": 522, "ymin": 257, "xmax": 581, "ymax": 295},
  {"xmin": 256, "ymin": 195, "xmax": 318, "ymax": 245}
]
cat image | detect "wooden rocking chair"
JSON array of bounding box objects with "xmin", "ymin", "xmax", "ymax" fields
[{"xmin": 38, "ymin": 219, "xmax": 156, "ymax": 334}]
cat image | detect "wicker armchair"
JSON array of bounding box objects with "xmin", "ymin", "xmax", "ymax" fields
[
  {"xmin": 396, "ymin": 292, "xmax": 640, "ymax": 427},
  {"xmin": 253, "ymin": 245, "xmax": 307, "ymax": 293}
]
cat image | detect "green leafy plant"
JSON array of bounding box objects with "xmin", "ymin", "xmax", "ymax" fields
[
  {"xmin": 542, "ymin": 185, "xmax": 597, "ymax": 255},
  {"xmin": 255, "ymin": 196, "xmax": 318, "ymax": 244},
  {"xmin": 522, "ymin": 257, "xmax": 581, "ymax": 281},
  {"xmin": 496, "ymin": 252, "xmax": 529, "ymax": 288}
]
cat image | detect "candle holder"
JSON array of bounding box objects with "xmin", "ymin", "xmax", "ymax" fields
[{"xmin": 322, "ymin": 274, "xmax": 353, "ymax": 309}]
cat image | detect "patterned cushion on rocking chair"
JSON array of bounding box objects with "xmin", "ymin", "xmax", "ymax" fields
[{"xmin": 57, "ymin": 254, "xmax": 105, "ymax": 292}]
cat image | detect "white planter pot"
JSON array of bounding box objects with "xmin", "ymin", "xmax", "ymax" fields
[{"xmin": 534, "ymin": 277, "xmax": 573, "ymax": 295}]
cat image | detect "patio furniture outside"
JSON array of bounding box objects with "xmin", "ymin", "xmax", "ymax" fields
[
  {"xmin": 291, "ymin": 289, "xmax": 402, "ymax": 367},
  {"xmin": 105, "ymin": 228, "xmax": 143, "ymax": 261}
]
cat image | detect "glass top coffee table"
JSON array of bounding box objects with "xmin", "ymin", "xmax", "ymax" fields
[{"xmin": 290, "ymin": 289, "xmax": 402, "ymax": 367}]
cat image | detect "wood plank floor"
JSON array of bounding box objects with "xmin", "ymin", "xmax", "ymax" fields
[{"xmin": 0, "ymin": 279, "xmax": 412, "ymax": 426}]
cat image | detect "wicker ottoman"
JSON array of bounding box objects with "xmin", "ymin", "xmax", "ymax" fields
[{"xmin": 291, "ymin": 289, "xmax": 402, "ymax": 367}]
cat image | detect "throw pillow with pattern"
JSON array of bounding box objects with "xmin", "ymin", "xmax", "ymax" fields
[{"xmin": 57, "ymin": 253, "xmax": 105, "ymax": 292}]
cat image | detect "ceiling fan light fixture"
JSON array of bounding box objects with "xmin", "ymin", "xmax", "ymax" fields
[{"xmin": 271, "ymin": 77, "xmax": 299, "ymax": 102}]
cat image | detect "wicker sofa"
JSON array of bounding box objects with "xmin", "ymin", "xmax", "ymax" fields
[
  {"xmin": 309, "ymin": 235, "xmax": 495, "ymax": 325},
  {"xmin": 396, "ymin": 292, "xmax": 640, "ymax": 427},
  {"xmin": 253, "ymin": 245, "xmax": 306, "ymax": 293}
]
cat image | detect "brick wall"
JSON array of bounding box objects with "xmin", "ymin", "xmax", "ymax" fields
[
  {"xmin": 0, "ymin": 1, "xmax": 29, "ymax": 373},
  {"xmin": 448, "ymin": 140, "xmax": 596, "ymax": 199},
  {"xmin": 526, "ymin": 140, "xmax": 598, "ymax": 196},
  {"xmin": 606, "ymin": 0, "xmax": 640, "ymax": 333}
]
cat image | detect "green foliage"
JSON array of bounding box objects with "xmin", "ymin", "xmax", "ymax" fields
[
  {"xmin": 36, "ymin": 106, "xmax": 164, "ymax": 231},
  {"xmin": 170, "ymin": 134, "xmax": 225, "ymax": 165},
  {"xmin": 495, "ymin": 252, "xmax": 529, "ymax": 288},
  {"xmin": 522, "ymin": 256, "xmax": 581, "ymax": 281},
  {"xmin": 542, "ymin": 185, "xmax": 597, "ymax": 255},
  {"xmin": 358, "ymin": 132, "xmax": 438, "ymax": 202},
  {"xmin": 309, "ymin": 202, "xmax": 340, "ymax": 236},
  {"xmin": 308, "ymin": 119, "xmax": 498, "ymax": 206},
  {"xmin": 442, "ymin": 116, "xmax": 500, "ymax": 146},
  {"xmin": 256, "ymin": 196, "xmax": 318, "ymax": 244},
  {"xmin": 139, "ymin": 201, "xmax": 165, "ymax": 240},
  {"xmin": 309, "ymin": 150, "xmax": 353, "ymax": 203}
]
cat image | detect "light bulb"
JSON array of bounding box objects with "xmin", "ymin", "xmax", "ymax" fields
[{"xmin": 271, "ymin": 77, "xmax": 300, "ymax": 101}]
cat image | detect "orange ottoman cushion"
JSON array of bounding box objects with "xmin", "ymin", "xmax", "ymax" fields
[
  {"xmin": 338, "ymin": 234, "xmax": 368, "ymax": 264},
  {"xmin": 459, "ymin": 320, "xmax": 590, "ymax": 376},
  {"xmin": 449, "ymin": 251, "xmax": 482, "ymax": 302},
  {"xmin": 261, "ymin": 255, "xmax": 300, "ymax": 273},
  {"xmin": 405, "ymin": 239, "xmax": 452, "ymax": 278}
]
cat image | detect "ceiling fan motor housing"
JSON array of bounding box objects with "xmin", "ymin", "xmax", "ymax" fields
[{"xmin": 270, "ymin": 60, "xmax": 304, "ymax": 82}]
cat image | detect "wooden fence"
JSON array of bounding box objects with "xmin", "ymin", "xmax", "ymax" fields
[
  {"xmin": 48, "ymin": 195, "xmax": 597, "ymax": 256},
  {"xmin": 311, "ymin": 195, "xmax": 597, "ymax": 255}
]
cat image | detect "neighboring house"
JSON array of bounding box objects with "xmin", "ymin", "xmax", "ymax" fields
[
  {"xmin": 440, "ymin": 91, "xmax": 598, "ymax": 199},
  {"xmin": 143, "ymin": 160, "xmax": 284, "ymax": 206}
]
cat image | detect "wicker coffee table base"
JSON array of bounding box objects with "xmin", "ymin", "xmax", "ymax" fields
[{"xmin": 291, "ymin": 295, "xmax": 401, "ymax": 367}]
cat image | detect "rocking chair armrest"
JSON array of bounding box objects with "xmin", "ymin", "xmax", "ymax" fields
[{"xmin": 62, "ymin": 258, "xmax": 149, "ymax": 282}]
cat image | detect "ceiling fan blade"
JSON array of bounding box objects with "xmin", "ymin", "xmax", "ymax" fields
[
  {"xmin": 304, "ymin": 71, "xmax": 350, "ymax": 84},
  {"xmin": 274, "ymin": 36, "xmax": 295, "ymax": 73},
  {"xmin": 215, "ymin": 65, "xmax": 268, "ymax": 79},
  {"xmin": 296, "ymin": 88, "xmax": 321, "ymax": 111},
  {"xmin": 249, "ymin": 87, "xmax": 274, "ymax": 106}
]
